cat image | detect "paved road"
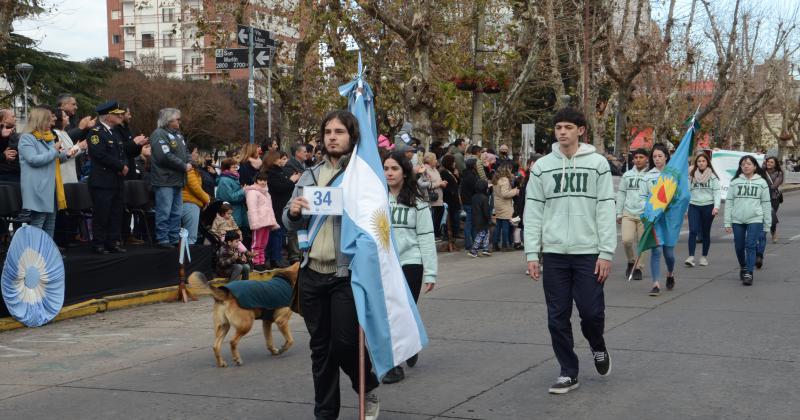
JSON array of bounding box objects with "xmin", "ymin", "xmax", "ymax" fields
[{"xmin": 1, "ymin": 193, "xmax": 799, "ymax": 419}]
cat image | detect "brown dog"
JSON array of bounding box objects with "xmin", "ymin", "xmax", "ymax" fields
[{"xmin": 188, "ymin": 263, "xmax": 299, "ymax": 367}]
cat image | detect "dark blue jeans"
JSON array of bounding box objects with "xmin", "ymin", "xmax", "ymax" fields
[
  {"xmin": 542, "ymin": 253, "xmax": 606, "ymax": 378},
  {"xmin": 267, "ymin": 226, "xmax": 286, "ymax": 262},
  {"xmin": 733, "ymin": 223, "xmax": 762, "ymax": 272},
  {"xmin": 688, "ymin": 204, "xmax": 715, "ymax": 257},
  {"xmin": 463, "ymin": 204, "xmax": 474, "ymax": 249},
  {"xmin": 493, "ymin": 218, "xmax": 511, "ymax": 249}
]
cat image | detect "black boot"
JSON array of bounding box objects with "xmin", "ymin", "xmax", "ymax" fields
[
  {"xmin": 406, "ymin": 353, "xmax": 419, "ymax": 368},
  {"xmin": 381, "ymin": 366, "xmax": 405, "ymax": 384},
  {"xmin": 755, "ymin": 254, "xmax": 763, "ymax": 269},
  {"xmin": 625, "ymin": 262, "xmax": 634, "ymax": 278},
  {"xmin": 632, "ymin": 267, "xmax": 643, "ymax": 280}
]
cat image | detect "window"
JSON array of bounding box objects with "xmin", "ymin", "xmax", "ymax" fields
[
  {"xmin": 163, "ymin": 58, "xmax": 177, "ymax": 73},
  {"xmin": 112, "ymin": 34, "xmax": 121, "ymax": 45},
  {"xmin": 191, "ymin": 56, "xmax": 202, "ymax": 67},
  {"xmin": 162, "ymin": 8, "xmax": 175, "ymax": 23},
  {"xmin": 125, "ymin": 27, "xmax": 135, "ymax": 36},
  {"xmin": 111, "ymin": 10, "xmax": 120, "ymax": 20},
  {"xmin": 162, "ymin": 32, "xmax": 175, "ymax": 47},
  {"xmin": 141, "ymin": 33, "xmax": 154, "ymax": 48}
]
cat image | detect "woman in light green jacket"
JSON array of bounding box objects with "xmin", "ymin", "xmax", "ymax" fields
[{"xmin": 724, "ymin": 155, "xmax": 771, "ymax": 286}]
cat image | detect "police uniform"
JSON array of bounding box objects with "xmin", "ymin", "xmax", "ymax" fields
[{"xmin": 87, "ymin": 101, "xmax": 128, "ymax": 254}]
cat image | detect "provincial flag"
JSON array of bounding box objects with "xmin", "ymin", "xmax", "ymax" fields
[
  {"xmin": 339, "ymin": 55, "xmax": 428, "ymax": 379},
  {"xmin": 637, "ymin": 114, "xmax": 698, "ymax": 253}
]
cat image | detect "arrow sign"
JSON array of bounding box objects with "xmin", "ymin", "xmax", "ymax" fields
[
  {"xmin": 237, "ymin": 24, "xmax": 275, "ymax": 48},
  {"xmin": 215, "ymin": 48, "xmax": 271, "ymax": 70}
]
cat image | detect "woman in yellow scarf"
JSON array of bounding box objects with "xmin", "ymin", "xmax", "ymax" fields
[{"xmin": 17, "ymin": 107, "xmax": 72, "ymax": 238}]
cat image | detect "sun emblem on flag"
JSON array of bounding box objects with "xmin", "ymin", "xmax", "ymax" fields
[
  {"xmin": 649, "ymin": 176, "xmax": 677, "ymax": 211},
  {"xmin": 371, "ymin": 208, "xmax": 391, "ymax": 251}
]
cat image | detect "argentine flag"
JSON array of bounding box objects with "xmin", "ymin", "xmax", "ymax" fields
[{"xmin": 339, "ymin": 56, "xmax": 428, "ymax": 379}]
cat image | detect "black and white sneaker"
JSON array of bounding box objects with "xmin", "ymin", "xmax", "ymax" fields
[
  {"xmin": 649, "ymin": 286, "xmax": 661, "ymax": 296},
  {"xmin": 548, "ymin": 376, "xmax": 579, "ymax": 394},
  {"xmin": 593, "ymin": 350, "xmax": 611, "ymax": 376},
  {"xmin": 739, "ymin": 268, "xmax": 746, "ymax": 282},
  {"xmin": 742, "ymin": 272, "xmax": 753, "ymax": 286},
  {"xmin": 632, "ymin": 268, "xmax": 643, "ymax": 280}
]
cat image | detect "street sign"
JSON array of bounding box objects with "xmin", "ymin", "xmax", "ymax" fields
[
  {"xmin": 247, "ymin": 80, "xmax": 255, "ymax": 99},
  {"xmin": 237, "ymin": 24, "xmax": 275, "ymax": 48},
  {"xmin": 215, "ymin": 48, "xmax": 271, "ymax": 70}
]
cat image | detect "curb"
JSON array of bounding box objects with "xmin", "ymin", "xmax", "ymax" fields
[{"xmin": 0, "ymin": 271, "xmax": 279, "ymax": 333}]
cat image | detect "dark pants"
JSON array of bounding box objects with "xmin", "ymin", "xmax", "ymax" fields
[
  {"xmin": 733, "ymin": 223, "xmax": 762, "ymax": 272},
  {"xmin": 402, "ymin": 264, "xmax": 423, "ymax": 303},
  {"xmin": 300, "ymin": 268, "xmax": 379, "ymax": 420},
  {"xmin": 542, "ymin": 253, "xmax": 606, "ymax": 378},
  {"xmin": 90, "ymin": 186, "xmax": 123, "ymax": 248},
  {"xmin": 687, "ymin": 204, "xmax": 715, "ymax": 257},
  {"xmin": 267, "ymin": 226, "xmax": 286, "ymax": 262},
  {"xmin": 463, "ymin": 204, "xmax": 474, "ymax": 249},
  {"xmin": 431, "ymin": 206, "xmax": 445, "ymax": 239}
]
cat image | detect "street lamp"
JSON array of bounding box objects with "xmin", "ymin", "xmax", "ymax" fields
[{"xmin": 15, "ymin": 63, "xmax": 33, "ymax": 124}]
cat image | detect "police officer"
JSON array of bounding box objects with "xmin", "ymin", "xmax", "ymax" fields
[{"xmin": 87, "ymin": 101, "xmax": 128, "ymax": 255}]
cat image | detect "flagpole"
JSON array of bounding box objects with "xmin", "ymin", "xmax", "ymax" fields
[
  {"xmin": 627, "ymin": 254, "xmax": 642, "ymax": 282},
  {"xmin": 359, "ymin": 326, "xmax": 366, "ymax": 420}
]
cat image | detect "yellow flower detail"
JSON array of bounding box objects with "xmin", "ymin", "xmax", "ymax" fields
[
  {"xmin": 371, "ymin": 208, "xmax": 391, "ymax": 251},
  {"xmin": 649, "ymin": 176, "xmax": 677, "ymax": 211}
]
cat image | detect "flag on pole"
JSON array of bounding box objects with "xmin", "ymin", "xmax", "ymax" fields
[
  {"xmin": 637, "ymin": 113, "xmax": 699, "ymax": 253},
  {"xmin": 339, "ymin": 54, "xmax": 428, "ymax": 379}
]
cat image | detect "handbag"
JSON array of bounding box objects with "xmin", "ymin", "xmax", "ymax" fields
[{"xmin": 778, "ymin": 190, "xmax": 784, "ymax": 204}]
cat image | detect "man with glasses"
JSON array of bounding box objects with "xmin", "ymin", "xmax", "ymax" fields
[{"xmin": 149, "ymin": 108, "xmax": 190, "ymax": 249}]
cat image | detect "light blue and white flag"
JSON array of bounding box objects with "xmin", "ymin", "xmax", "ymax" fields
[{"xmin": 339, "ymin": 54, "xmax": 428, "ymax": 379}]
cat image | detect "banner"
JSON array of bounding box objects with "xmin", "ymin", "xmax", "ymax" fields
[{"xmin": 710, "ymin": 150, "xmax": 764, "ymax": 196}]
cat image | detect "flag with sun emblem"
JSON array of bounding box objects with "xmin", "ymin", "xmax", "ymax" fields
[
  {"xmin": 338, "ymin": 54, "xmax": 428, "ymax": 379},
  {"xmin": 637, "ymin": 115, "xmax": 698, "ymax": 253}
]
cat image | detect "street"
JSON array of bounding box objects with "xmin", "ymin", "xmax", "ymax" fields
[{"xmin": 1, "ymin": 192, "xmax": 799, "ymax": 419}]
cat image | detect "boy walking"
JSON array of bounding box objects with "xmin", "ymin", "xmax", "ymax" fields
[
  {"xmin": 616, "ymin": 148, "xmax": 649, "ymax": 280},
  {"xmin": 524, "ymin": 108, "xmax": 616, "ymax": 394}
]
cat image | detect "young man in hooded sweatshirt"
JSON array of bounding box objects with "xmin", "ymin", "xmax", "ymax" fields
[{"xmin": 524, "ymin": 108, "xmax": 616, "ymax": 394}]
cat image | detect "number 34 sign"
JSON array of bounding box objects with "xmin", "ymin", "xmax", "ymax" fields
[{"xmin": 302, "ymin": 187, "xmax": 344, "ymax": 216}]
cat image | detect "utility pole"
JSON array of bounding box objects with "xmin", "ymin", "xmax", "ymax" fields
[
  {"xmin": 582, "ymin": 0, "xmax": 590, "ymax": 143},
  {"xmin": 470, "ymin": 1, "xmax": 486, "ymax": 147},
  {"xmin": 248, "ymin": 26, "xmax": 255, "ymax": 144}
]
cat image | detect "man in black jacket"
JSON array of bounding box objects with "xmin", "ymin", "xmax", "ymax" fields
[
  {"xmin": 87, "ymin": 101, "xmax": 129, "ymax": 255},
  {"xmin": 115, "ymin": 107, "xmax": 149, "ymax": 245},
  {"xmin": 284, "ymin": 142, "xmax": 308, "ymax": 176},
  {"xmin": 56, "ymin": 94, "xmax": 95, "ymax": 142},
  {"xmin": 149, "ymin": 108, "xmax": 189, "ymax": 248}
]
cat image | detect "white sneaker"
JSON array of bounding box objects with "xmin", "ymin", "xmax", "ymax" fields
[
  {"xmin": 684, "ymin": 256, "xmax": 695, "ymax": 267},
  {"xmin": 365, "ymin": 391, "xmax": 380, "ymax": 420},
  {"xmin": 698, "ymin": 256, "xmax": 708, "ymax": 266}
]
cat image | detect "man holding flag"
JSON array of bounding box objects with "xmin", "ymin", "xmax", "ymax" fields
[{"xmin": 284, "ymin": 110, "xmax": 381, "ymax": 420}]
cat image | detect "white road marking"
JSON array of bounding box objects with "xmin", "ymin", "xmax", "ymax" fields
[
  {"xmin": 0, "ymin": 345, "xmax": 39, "ymax": 358},
  {"xmin": 790, "ymin": 234, "xmax": 800, "ymax": 241}
]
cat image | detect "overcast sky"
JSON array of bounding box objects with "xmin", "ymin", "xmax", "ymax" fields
[{"xmin": 12, "ymin": 0, "xmax": 800, "ymax": 63}]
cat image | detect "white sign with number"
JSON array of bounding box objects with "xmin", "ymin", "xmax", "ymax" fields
[{"xmin": 302, "ymin": 187, "xmax": 344, "ymax": 215}]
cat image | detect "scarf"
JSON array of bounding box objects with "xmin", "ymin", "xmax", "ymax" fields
[
  {"xmin": 221, "ymin": 170, "xmax": 240, "ymax": 180},
  {"xmin": 32, "ymin": 130, "xmax": 66, "ymax": 210},
  {"xmin": 691, "ymin": 167, "xmax": 714, "ymax": 184}
]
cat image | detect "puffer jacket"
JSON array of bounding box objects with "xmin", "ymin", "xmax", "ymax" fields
[
  {"xmin": 493, "ymin": 176, "xmax": 517, "ymax": 219},
  {"xmin": 245, "ymin": 183, "xmax": 278, "ymax": 231},
  {"xmin": 182, "ymin": 168, "xmax": 210, "ymax": 209}
]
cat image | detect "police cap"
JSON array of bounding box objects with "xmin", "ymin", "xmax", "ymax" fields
[{"xmin": 95, "ymin": 100, "xmax": 126, "ymax": 116}]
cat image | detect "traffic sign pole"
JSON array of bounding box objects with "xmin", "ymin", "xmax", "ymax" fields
[
  {"xmin": 248, "ymin": 26, "xmax": 255, "ymax": 144},
  {"xmin": 267, "ymin": 48, "xmax": 273, "ymax": 141}
]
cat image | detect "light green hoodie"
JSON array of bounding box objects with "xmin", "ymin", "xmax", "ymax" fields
[
  {"xmin": 689, "ymin": 171, "xmax": 721, "ymax": 208},
  {"xmin": 524, "ymin": 143, "xmax": 617, "ymax": 262},
  {"xmin": 724, "ymin": 173, "xmax": 772, "ymax": 231},
  {"xmin": 389, "ymin": 195, "xmax": 438, "ymax": 283},
  {"xmin": 616, "ymin": 166, "xmax": 648, "ymax": 217}
]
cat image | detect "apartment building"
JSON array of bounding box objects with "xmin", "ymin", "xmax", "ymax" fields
[{"xmin": 106, "ymin": 0, "xmax": 236, "ymax": 80}]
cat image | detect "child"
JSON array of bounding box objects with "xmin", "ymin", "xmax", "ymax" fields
[
  {"xmin": 469, "ymin": 179, "xmax": 492, "ymax": 257},
  {"xmin": 211, "ymin": 203, "xmax": 248, "ymax": 252},
  {"xmin": 217, "ymin": 230, "xmax": 251, "ymax": 281},
  {"xmin": 724, "ymin": 155, "xmax": 771, "ymax": 286},
  {"xmin": 244, "ymin": 172, "xmax": 278, "ymax": 271}
]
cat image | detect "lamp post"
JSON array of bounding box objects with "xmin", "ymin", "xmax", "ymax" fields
[{"xmin": 15, "ymin": 63, "xmax": 34, "ymax": 124}]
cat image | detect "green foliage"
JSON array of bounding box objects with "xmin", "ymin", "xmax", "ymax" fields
[{"xmin": 0, "ymin": 33, "xmax": 121, "ymax": 117}]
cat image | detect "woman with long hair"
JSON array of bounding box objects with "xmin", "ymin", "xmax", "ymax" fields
[
  {"xmin": 237, "ymin": 142, "xmax": 262, "ymax": 186},
  {"xmin": 724, "ymin": 155, "xmax": 771, "ymax": 285},
  {"xmin": 439, "ymin": 154, "xmax": 461, "ymax": 248},
  {"xmin": 421, "ymin": 152, "xmax": 446, "ymax": 239},
  {"xmin": 491, "ymin": 163, "xmax": 519, "ymax": 251},
  {"xmin": 262, "ymin": 150, "xmax": 300, "ymax": 267},
  {"xmin": 639, "ymin": 144, "xmax": 676, "ymax": 296},
  {"xmin": 381, "ymin": 150, "xmax": 437, "ymax": 384},
  {"xmin": 17, "ymin": 107, "xmax": 71, "ymax": 238},
  {"xmin": 761, "ymin": 156, "xmax": 783, "ymax": 244},
  {"xmin": 685, "ymin": 154, "xmax": 721, "ymax": 267}
]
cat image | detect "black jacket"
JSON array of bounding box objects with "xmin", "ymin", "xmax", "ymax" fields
[
  {"xmin": 439, "ymin": 168, "xmax": 460, "ymax": 208},
  {"xmin": 266, "ymin": 165, "xmax": 295, "ymax": 228},
  {"xmin": 459, "ymin": 169, "xmax": 478, "ymax": 205},
  {"xmin": 238, "ymin": 161, "xmax": 258, "ymax": 186},
  {"xmin": 114, "ymin": 123, "xmax": 143, "ymax": 181},
  {"xmin": 200, "ymin": 169, "xmax": 217, "ymax": 200},
  {"xmin": 0, "ymin": 131, "xmax": 20, "ymax": 181},
  {"xmin": 284, "ymin": 157, "xmax": 305, "ymax": 177},
  {"xmin": 471, "ymin": 180, "xmax": 491, "ymax": 231},
  {"xmin": 87, "ymin": 123, "xmax": 126, "ymax": 189}
]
